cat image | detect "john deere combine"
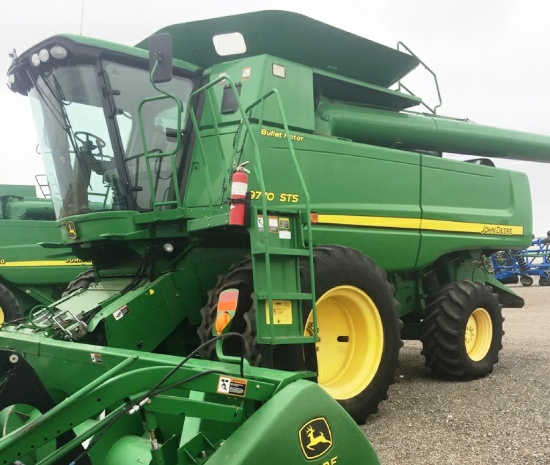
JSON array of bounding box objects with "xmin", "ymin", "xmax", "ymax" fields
[
  {"xmin": 2, "ymin": 10, "xmax": 550, "ymax": 463},
  {"xmin": 0, "ymin": 183, "xmax": 91, "ymax": 321}
]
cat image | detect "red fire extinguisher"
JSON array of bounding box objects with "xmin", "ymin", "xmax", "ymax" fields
[{"xmin": 229, "ymin": 162, "xmax": 250, "ymax": 226}]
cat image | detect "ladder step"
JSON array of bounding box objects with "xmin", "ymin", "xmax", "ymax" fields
[
  {"xmin": 258, "ymin": 335, "xmax": 316, "ymax": 345},
  {"xmin": 252, "ymin": 246, "xmax": 311, "ymax": 257},
  {"xmin": 145, "ymin": 151, "xmax": 173, "ymax": 159},
  {"xmin": 256, "ymin": 292, "xmax": 313, "ymax": 300}
]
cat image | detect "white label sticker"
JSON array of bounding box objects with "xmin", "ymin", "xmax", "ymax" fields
[
  {"xmin": 90, "ymin": 353, "xmax": 103, "ymax": 363},
  {"xmin": 231, "ymin": 181, "xmax": 248, "ymax": 197},
  {"xmin": 279, "ymin": 230, "xmax": 291, "ymax": 240},
  {"xmin": 218, "ymin": 376, "xmax": 231, "ymax": 394},
  {"xmin": 113, "ymin": 305, "xmax": 129, "ymax": 321}
]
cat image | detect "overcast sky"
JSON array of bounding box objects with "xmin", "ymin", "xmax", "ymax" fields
[{"xmin": 1, "ymin": 0, "xmax": 549, "ymax": 235}]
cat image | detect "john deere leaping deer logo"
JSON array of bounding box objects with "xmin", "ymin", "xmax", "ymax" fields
[
  {"xmin": 66, "ymin": 221, "xmax": 78, "ymax": 240},
  {"xmin": 299, "ymin": 417, "xmax": 333, "ymax": 459}
]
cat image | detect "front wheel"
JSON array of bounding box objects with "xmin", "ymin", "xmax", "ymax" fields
[{"xmin": 421, "ymin": 281, "xmax": 504, "ymax": 380}]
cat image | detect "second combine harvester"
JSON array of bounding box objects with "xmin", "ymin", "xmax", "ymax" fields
[{"xmin": 3, "ymin": 10, "xmax": 549, "ymax": 430}]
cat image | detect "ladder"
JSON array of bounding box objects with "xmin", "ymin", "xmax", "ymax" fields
[{"xmin": 188, "ymin": 78, "xmax": 318, "ymax": 352}]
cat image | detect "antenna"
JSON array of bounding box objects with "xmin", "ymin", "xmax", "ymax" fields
[{"xmin": 80, "ymin": 0, "xmax": 85, "ymax": 35}]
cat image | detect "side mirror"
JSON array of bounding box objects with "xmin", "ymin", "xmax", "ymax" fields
[{"xmin": 148, "ymin": 33, "xmax": 173, "ymax": 83}]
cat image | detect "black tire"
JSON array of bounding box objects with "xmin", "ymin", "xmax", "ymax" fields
[
  {"xmin": 62, "ymin": 268, "xmax": 96, "ymax": 297},
  {"xmin": 300, "ymin": 245, "xmax": 402, "ymax": 423},
  {"xmin": 0, "ymin": 282, "xmax": 22, "ymax": 323},
  {"xmin": 198, "ymin": 246, "xmax": 402, "ymax": 424},
  {"xmin": 520, "ymin": 275, "xmax": 533, "ymax": 287},
  {"xmin": 0, "ymin": 284, "xmax": 23, "ymax": 325},
  {"xmin": 539, "ymin": 274, "xmax": 550, "ymax": 286},
  {"xmin": 197, "ymin": 257, "xmax": 259, "ymax": 365},
  {"xmin": 498, "ymin": 275, "xmax": 519, "ymax": 285},
  {"xmin": 421, "ymin": 281, "xmax": 504, "ymax": 380}
]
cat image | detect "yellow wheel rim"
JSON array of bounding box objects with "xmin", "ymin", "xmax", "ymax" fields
[
  {"xmin": 304, "ymin": 285, "xmax": 383, "ymax": 400},
  {"xmin": 0, "ymin": 307, "xmax": 4, "ymax": 327},
  {"xmin": 465, "ymin": 307, "xmax": 493, "ymax": 361}
]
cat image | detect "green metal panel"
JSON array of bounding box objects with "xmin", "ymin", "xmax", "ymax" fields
[
  {"xmin": 416, "ymin": 156, "xmax": 532, "ymax": 267},
  {"xmin": 0, "ymin": 189, "xmax": 90, "ymax": 313},
  {"xmin": 6, "ymin": 245, "xmax": 248, "ymax": 350},
  {"xmin": 0, "ymin": 184, "xmax": 36, "ymax": 198},
  {"xmin": 184, "ymin": 133, "xmax": 233, "ymax": 208},
  {"xmin": 56, "ymin": 211, "xmax": 140, "ymax": 244},
  {"xmin": 0, "ymin": 221, "xmax": 89, "ymax": 285},
  {"xmin": 0, "ymin": 334, "xmax": 378, "ymax": 465},
  {"xmin": 247, "ymin": 126, "xmax": 422, "ymax": 272},
  {"xmin": 138, "ymin": 10, "xmax": 418, "ymax": 88},
  {"xmin": 102, "ymin": 272, "xmax": 199, "ymax": 351},
  {"xmin": 201, "ymin": 56, "xmax": 316, "ymax": 132},
  {"xmin": 204, "ymin": 380, "xmax": 380, "ymax": 465},
  {"xmin": 258, "ymin": 57, "xmax": 315, "ymax": 132}
]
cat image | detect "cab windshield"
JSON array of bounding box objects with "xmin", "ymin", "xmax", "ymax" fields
[{"xmin": 29, "ymin": 60, "xmax": 193, "ymax": 218}]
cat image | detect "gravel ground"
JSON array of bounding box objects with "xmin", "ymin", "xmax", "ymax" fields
[{"xmin": 362, "ymin": 284, "xmax": 550, "ymax": 464}]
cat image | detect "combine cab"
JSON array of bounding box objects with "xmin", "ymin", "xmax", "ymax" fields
[{"xmin": 2, "ymin": 10, "xmax": 550, "ymax": 463}]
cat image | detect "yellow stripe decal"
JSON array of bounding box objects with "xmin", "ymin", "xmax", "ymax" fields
[
  {"xmin": 315, "ymin": 214, "xmax": 421, "ymax": 230},
  {"xmin": 314, "ymin": 214, "xmax": 523, "ymax": 236},
  {"xmin": 0, "ymin": 260, "xmax": 92, "ymax": 267}
]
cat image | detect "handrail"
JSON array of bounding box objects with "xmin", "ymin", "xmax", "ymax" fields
[
  {"xmin": 397, "ymin": 41, "xmax": 442, "ymax": 114},
  {"xmin": 137, "ymin": 60, "xmax": 183, "ymax": 210},
  {"xmin": 188, "ymin": 75, "xmax": 238, "ymax": 215},
  {"xmin": 187, "ymin": 75, "xmax": 318, "ymax": 344},
  {"xmin": 243, "ymin": 89, "xmax": 318, "ymax": 344}
]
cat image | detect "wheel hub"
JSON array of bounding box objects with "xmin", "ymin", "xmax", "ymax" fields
[
  {"xmin": 465, "ymin": 307, "xmax": 493, "ymax": 361},
  {"xmin": 304, "ymin": 285, "xmax": 383, "ymax": 400}
]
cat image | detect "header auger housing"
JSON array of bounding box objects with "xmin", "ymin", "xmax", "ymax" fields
[{"xmin": 2, "ymin": 10, "xmax": 550, "ymax": 464}]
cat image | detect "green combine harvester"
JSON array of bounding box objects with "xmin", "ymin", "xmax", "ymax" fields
[
  {"xmin": 0, "ymin": 183, "xmax": 91, "ymax": 322},
  {"xmin": 2, "ymin": 10, "xmax": 550, "ymax": 464}
]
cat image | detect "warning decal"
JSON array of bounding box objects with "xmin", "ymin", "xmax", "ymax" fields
[
  {"xmin": 112, "ymin": 305, "xmax": 129, "ymax": 321},
  {"xmin": 265, "ymin": 300, "xmax": 293, "ymax": 324},
  {"xmin": 217, "ymin": 375, "xmax": 248, "ymax": 397}
]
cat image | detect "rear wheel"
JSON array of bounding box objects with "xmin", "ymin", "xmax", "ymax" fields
[
  {"xmin": 539, "ymin": 274, "xmax": 550, "ymax": 286},
  {"xmin": 421, "ymin": 281, "xmax": 504, "ymax": 380},
  {"xmin": 0, "ymin": 283, "xmax": 22, "ymax": 325},
  {"xmin": 198, "ymin": 246, "xmax": 402, "ymax": 423}
]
